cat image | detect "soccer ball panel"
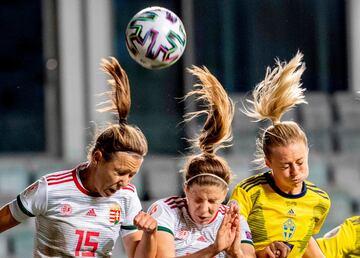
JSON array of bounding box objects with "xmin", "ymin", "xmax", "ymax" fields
[{"xmin": 125, "ymin": 6, "xmax": 187, "ymax": 70}]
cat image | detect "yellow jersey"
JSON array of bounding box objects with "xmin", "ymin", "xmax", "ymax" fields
[
  {"xmin": 229, "ymin": 171, "xmax": 331, "ymax": 258},
  {"xmin": 316, "ymin": 216, "xmax": 360, "ymax": 258}
]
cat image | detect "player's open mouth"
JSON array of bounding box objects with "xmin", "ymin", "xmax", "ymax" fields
[{"xmin": 109, "ymin": 188, "xmax": 116, "ymax": 194}]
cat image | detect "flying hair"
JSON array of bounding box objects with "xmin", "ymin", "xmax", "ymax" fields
[
  {"xmin": 97, "ymin": 57, "xmax": 131, "ymax": 123},
  {"xmin": 185, "ymin": 65, "xmax": 234, "ymax": 155},
  {"xmin": 181, "ymin": 66, "xmax": 234, "ymax": 189},
  {"xmin": 243, "ymin": 52, "xmax": 309, "ymax": 168},
  {"xmin": 87, "ymin": 57, "xmax": 148, "ymax": 161},
  {"xmin": 243, "ymin": 51, "xmax": 307, "ymax": 124}
]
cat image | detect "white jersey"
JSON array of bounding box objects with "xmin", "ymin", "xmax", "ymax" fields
[
  {"xmin": 148, "ymin": 196, "xmax": 253, "ymax": 257},
  {"xmin": 8, "ymin": 163, "xmax": 142, "ymax": 258}
]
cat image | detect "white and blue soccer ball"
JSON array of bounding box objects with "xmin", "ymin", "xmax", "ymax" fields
[{"xmin": 125, "ymin": 6, "xmax": 187, "ymax": 70}]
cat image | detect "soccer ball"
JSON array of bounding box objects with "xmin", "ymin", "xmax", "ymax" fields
[{"xmin": 125, "ymin": 6, "xmax": 187, "ymax": 70}]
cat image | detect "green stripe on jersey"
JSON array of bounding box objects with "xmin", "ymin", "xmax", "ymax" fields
[
  {"xmin": 121, "ymin": 225, "xmax": 137, "ymax": 230},
  {"xmin": 157, "ymin": 226, "xmax": 174, "ymax": 236},
  {"xmin": 241, "ymin": 240, "xmax": 254, "ymax": 245}
]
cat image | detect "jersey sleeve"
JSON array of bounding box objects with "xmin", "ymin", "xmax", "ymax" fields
[
  {"xmin": 8, "ymin": 177, "xmax": 48, "ymax": 222},
  {"xmin": 316, "ymin": 218, "xmax": 355, "ymax": 257},
  {"xmin": 239, "ymin": 215, "xmax": 253, "ymax": 245},
  {"xmin": 120, "ymin": 187, "xmax": 142, "ymax": 237},
  {"xmin": 313, "ymin": 193, "xmax": 331, "ymax": 234},
  {"xmin": 228, "ymin": 184, "xmax": 253, "ymax": 220},
  {"xmin": 148, "ymin": 200, "xmax": 176, "ymax": 236},
  {"xmin": 337, "ymin": 217, "xmax": 358, "ymax": 255}
]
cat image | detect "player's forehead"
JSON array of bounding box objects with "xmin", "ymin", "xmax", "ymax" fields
[
  {"xmin": 110, "ymin": 151, "xmax": 143, "ymax": 172},
  {"xmin": 269, "ymin": 141, "xmax": 307, "ymax": 162},
  {"xmin": 187, "ymin": 184, "xmax": 225, "ymax": 199}
]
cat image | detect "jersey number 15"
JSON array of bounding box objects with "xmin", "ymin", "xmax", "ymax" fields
[{"xmin": 75, "ymin": 230, "xmax": 100, "ymax": 256}]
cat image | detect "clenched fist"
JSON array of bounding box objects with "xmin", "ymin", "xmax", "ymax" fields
[{"xmin": 133, "ymin": 211, "xmax": 157, "ymax": 234}]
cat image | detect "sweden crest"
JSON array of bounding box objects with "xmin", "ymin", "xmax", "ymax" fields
[{"xmin": 283, "ymin": 218, "xmax": 296, "ymax": 240}]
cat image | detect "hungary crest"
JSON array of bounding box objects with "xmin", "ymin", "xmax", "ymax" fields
[{"xmin": 109, "ymin": 204, "xmax": 121, "ymax": 225}]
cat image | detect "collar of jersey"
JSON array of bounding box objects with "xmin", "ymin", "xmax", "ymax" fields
[
  {"xmin": 265, "ymin": 171, "xmax": 307, "ymax": 199},
  {"xmin": 74, "ymin": 162, "xmax": 102, "ymax": 197}
]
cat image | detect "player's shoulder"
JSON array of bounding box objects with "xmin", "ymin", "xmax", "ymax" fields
[
  {"xmin": 154, "ymin": 196, "xmax": 186, "ymax": 211},
  {"xmin": 148, "ymin": 196, "xmax": 185, "ymax": 219},
  {"xmin": 44, "ymin": 169, "xmax": 75, "ymax": 187},
  {"xmin": 347, "ymin": 216, "xmax": 360, "ymax": 226},
  {"xmin": 116, "ymin": 183, "xmax": 140, "ymax": 200},
  {"xmin": 120, "ymin": 183, "xmax": 137, "ymax": 194},
  {"xmin": 305, "ymin": 180, "xmax": 330, "ymax": 201},
  {"xmin": 235, "ymin": 171, "xmax": 269, "ymax": 192}
]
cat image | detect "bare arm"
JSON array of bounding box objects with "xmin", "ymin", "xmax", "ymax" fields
[
  {"xmin": 123, "ymin": 231, "xmax": 142, "ymax": 258},
  {"xmin": 256, "ymin": 242, "xmax": 291, "ymax": 258},
  {"xmin": 240, "ymin": 244, "xmax": 256, "ymax": 258},
  {"xmin": 0, "ymin": 204, "xmax": 20, "ymax": 233},
  {"xmin": 122, "ymin": 211, "xmax": 158, "ymax": 258},
  {"xmin": 133, "ymin": 211, "xmax": 157, "ymax": 258},
  {"xmin": 224, "ymin": 212, "xmax": 256, "ymax": 258},
  {"xmin": 302, "ymin": 237, "xmax": 325, "ymax": 258}
]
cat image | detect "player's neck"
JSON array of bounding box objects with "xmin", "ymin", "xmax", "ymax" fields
[{"xmin": 79, "ymin": 165, "xmax": 97, "ymax": 194}]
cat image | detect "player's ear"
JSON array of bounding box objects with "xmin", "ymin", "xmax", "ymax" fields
[
  {"xmin": 183, "ymin": 183, "xmax": 189, "ymax": 194},
  {"xmin": 265, "ymin": 158, "xmax": 271, "ymax": 168},
  {"xmin": 92, "ymin": 150, "xmax": 103, "ymax": 164}
]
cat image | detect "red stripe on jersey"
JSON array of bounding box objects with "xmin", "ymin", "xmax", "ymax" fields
[
  {"xmin": 218, "ymin": 209, "xmax": 226, "ymax": 215},
  {"xmin": 208, "ymin": 210, "xmax": 220, "ymax": 224},
  {"xmin": 72, "ymin": 170, "xmax": 100, "ymax": 197},
  {"xmin": 46, "ymin": 171, "xmax": 73, "ymax": 180},
  {"xmin": 47, "ymin": 174, "xmax": 73, "ymax": 182},
  {"xmin": 165, "ymin": 196, "xmax": 183, "ymax": 204},
  {"xmin": 208, "ymin": 205, "xmax": 227, "ymax": 224},
  {"xmin": 218, "ymin": 205, "xmax": 226, "ymax": 214},
  {"xmin": 121, "ymin": 184, "xmax": 135, "ymax": 192},
  {"xmin": 48, "ymin": 178, "xmax": 73, "ymax": 185},
  {"xmin": 166, "ymin": 197, "xmax": 185, "ymax": 209},
  {"xmin": 46, "ymin": 170, "xmax": 74, "ymax": 185},
  {"xmin": 121, "ymin": 187, "xmax": 134, "ymax": 192},
  {"xmin": 166, "ymin": 199, "xmax": 185, "ymax": 206},
  {"xmin": 127, "ymin": 183, "xmax": 135, "ymax": 190},
  {"xmin": 164, "ymin": 196, "xmax": 180, "ymax": 203}
]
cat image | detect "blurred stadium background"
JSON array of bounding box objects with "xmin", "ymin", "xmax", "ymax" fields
[{"xmin": 0, "ymin": 0, "xmax": 359, "ymax": 257}]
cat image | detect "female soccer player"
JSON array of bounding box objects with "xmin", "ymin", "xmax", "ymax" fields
[
  {"xmin": 0, "ymin": 57, "xmax": 157, "ymax": 258},
  {"xmin": 148, "ymin": 66, "xmax": 256, "ymax": 258},
  {"xmin": 229, "ymin": 52, "xmax": 331, "ymax": 258},
  {"xmin": 303, "ymin": 215, "xmax": 360, "ymax": 257}
]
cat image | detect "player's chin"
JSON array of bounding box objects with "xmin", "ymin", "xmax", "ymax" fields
[
  {"xmin": 102, "ymin": 188, "xmax": 117, "ymax": 197},
  {"xmin": 195, "ymin": 216, "xmax": 211, "ymax": 225}
]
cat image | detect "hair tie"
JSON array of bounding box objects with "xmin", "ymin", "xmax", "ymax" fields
[
  {"xmin": 119, "ymin": 117, "xmax": 128, "ymax": 125},
  {"xmin": 273, "ymin": 119, "xmax": 281, "ymax": 125}
]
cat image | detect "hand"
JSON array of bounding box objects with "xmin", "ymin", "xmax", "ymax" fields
[
  {"xmin": 256, "ymin": 241, "xmax": 291, "ymax": 258},
  {"xmin": 133, "ymin": 211, "xmax": 157, "ymax": 234},
  {"xmin": 227, "ymin": 200, "xmax": 240, "ymax": 212},
  {"xmin": 213, "ymin": 207, "xmax": 238, "ymax": 253},
  {"xmin": 225, "ymin": 204, "xmax": 244, "ymax": 258}
]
